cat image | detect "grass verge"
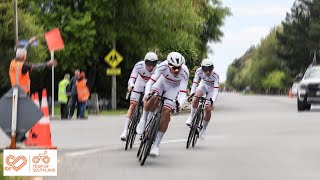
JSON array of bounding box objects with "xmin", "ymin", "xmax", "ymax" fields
[{"xmin": 100, "ymin": 109, "xmax": 127, "ymax": 115}]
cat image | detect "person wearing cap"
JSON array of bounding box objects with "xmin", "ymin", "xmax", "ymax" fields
[
  {"xmin": 76, "ymin": 71, "xmax": 90, "ymax": 119},
  {"xmin": 9, "ymin": 37, "xmax": 57, "ymax": 94},
  {"xmin": 58, "ymin": 74, "xmax": 70, "ymax": 119}
]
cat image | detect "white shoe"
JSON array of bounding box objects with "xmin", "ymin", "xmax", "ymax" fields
[
  {"xmin": 136, "ymin": 121, "xmax": 146, "ymax": 135},
  {"xmin": 199, "ymin": 129, "xmax": 206, "ymax": 140},
  {"xmin": 149, "ymin": 146, "xmax": 160, "ymax": 157},
  {"xmin": 120, "ymin": 130, "xmax": 127, "ymax": 141},
  {"xmin": 186, "ymin": 116, "xmax": 192, "ymax": 126}
]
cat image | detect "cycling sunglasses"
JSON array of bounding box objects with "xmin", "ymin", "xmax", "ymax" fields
[
  {"xmin": 202, "ymin": 66, "xmax": 213, "ymax": 72},
  {"xmin": 145, "ymin": 60, "xmax": 157, "ymax": 66},
  {"xmin": 168, "ymin": 63, "xmax": 182, "ymax": 71}
]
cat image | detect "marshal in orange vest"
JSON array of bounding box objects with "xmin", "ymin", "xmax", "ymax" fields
[
  {"xmin": 9, "ymin": 59, "xmax": 31, "ymax": 94},
  {"xmin": 76, "ymin": 72, "xmax": 90, "ymax": 102}
]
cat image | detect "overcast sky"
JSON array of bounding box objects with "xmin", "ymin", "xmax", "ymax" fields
[{"xmin": 209, "ymin": 0, "xmax": 296, "ymax": 82}]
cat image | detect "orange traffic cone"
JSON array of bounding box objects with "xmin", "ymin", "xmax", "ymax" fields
[
  {"xmin": 37, "ymin": 89, "xmax": 56, "ymax": 149},
  {"xmin": 24, "ymin": 93, "xmax": 41, "ymax": 146},
  {"xmin": 289, "ymin": 88, "xmax": 293, "ymax": 98},
  {"xmin": 24, "ymin": 90, "xmax": 56, "ymax": 149}
]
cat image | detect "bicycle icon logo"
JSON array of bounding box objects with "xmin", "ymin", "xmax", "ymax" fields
[{"xmin": 32, "ymin": 151, "xmax": 50, "ymax": 164}]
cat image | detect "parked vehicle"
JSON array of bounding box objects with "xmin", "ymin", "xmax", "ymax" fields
[{"xmin": 297, "ymin": 66, "xmax": 320, "ymax": 111}]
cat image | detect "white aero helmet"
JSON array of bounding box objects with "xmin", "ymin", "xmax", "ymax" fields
[
  {"xmin": 167, "ymin": 52, "xmax": 184, "ymax": 67},
  {"xmin": 144, "ymin": 52, "xmax": 158, "ymax": 61},
  {"xmin": 181, "ymin": 55, "xmax": 186, "ymax": 64},
  {"xmin": 201, "ymin": 58, "xmax": 214, "ymax": 67}
]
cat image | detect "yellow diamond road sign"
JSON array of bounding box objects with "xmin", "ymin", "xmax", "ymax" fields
[{"xmin": 104, "ymin": 49, "xmax": 123, "ymax": 68}]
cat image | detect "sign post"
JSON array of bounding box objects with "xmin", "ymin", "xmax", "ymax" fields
[
  {"xmin": 9, "ymin": 87, "xmax": 18, "ymax": 149},
  {"xmin": 104, "ymin": 49, "xmax": 123, "ymax": 110},
  {"xmin": 45, "ymin": 28, "xmax": 65, "ymax": 117}
]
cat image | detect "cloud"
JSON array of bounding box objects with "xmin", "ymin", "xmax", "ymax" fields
[
  {"xmin": 223, "ymin": 26, "xmax": 271, "ymax": 45},
  {"xmin": 232, "ymin": 5, "xmax": 290, "ymax": 17}
]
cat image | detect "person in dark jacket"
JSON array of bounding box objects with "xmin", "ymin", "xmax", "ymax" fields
[{"xmin": 68, "ymin": 69, "xmax": 80, "ymax": 119}]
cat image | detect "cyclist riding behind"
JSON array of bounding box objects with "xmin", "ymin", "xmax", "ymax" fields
[
  {"xmin": 186, "ymin": 58, "xmax": 219, "ymax": 140},
  {"xmin": 136, "ymin": 52, "xmax": 189, "ymax": 156},
  {"xmin": 120, "ymin": 52, "xmax": 158, "ymax": 141}
]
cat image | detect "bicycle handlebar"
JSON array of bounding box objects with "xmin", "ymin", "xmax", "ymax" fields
[
  {"xmin": 193, "ymin": 95, "xmax": 213, "ymax": 105},
  {"xmin": 126, "ymin": 90, "xmax": 144, "ymax": 100},
  {"xmin": 146, "ymin": 92, "xmax": 176, "ymax": 102}
]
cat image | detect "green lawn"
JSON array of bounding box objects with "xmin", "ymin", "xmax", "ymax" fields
[
  {"xmin": 53, "ymin": 105, "xmax": 126, "ymax": 116},
  {"xmin": 100, "ymin": 109, "xmax": 127, "ymax": 115},
  {"xmin": 53, "ymin": 105, "xmax": 87, "ymax": 116}
]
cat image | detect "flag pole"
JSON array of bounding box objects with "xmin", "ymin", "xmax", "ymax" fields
[{"xmin": 51, "ymin": 51, "xmax": 55, "ymax": 117}]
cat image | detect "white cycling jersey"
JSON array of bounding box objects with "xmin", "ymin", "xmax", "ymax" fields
[
  {"xmin": 128, "ymin": 61, "xmax": 156, "ymax": 102},
  {"xmin": 128, "ymin": 61, "xmax": 156, "ymax": 87},
  {"xmin": 144, "ymin": 60, "xmax": 189, "ymax": 110},
  {"xmin": 190, "ymin": 67, "xmax": 219, "ymax": 104}
]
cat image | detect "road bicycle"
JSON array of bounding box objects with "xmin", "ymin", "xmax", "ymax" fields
[
  {"xmin": 125, "ymin": 90, "xmax": 144, "ymax": 150},
  {"xmin": 137, "ymin": 92, "xmax": 177, "ymax": 166},
  {"xmin": 186, "ymin": 95, "xmax": 212, "ymax": 149}
]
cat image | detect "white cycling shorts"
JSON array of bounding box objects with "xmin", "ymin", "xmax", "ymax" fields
[
  {"xmin": 130, "ymin": 80, "xmax": 145, "ymax": 103},
  {"xmin": 151, "ymin": 79, "xmax": 179, "ymax": 111},
  {"xmin": 196, "ymin": 84, "xmax": 214, "ymax": 107}
]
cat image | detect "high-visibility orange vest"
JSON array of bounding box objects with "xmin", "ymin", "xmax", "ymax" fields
[
  {"xmin": 76, "ymin": 79, "xmax": 90, "ymax": 102},
  {"xmin": 9, "ymin": 59, "xmax": 30, "ymax": 94}
]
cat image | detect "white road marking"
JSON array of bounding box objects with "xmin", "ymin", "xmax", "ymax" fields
[{"xmin": 65, "ymin": 135, "xmax": 225, "ymax": 158}]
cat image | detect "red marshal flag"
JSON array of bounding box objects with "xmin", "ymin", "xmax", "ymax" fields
[{"xmin": 45, "ymin": 28, "xmax": 64, "ymax": 51}]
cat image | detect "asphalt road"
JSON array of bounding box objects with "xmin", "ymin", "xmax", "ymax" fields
[{"xmin": 1, "ymin": 93, "xmax": 320, "ymax": 180}]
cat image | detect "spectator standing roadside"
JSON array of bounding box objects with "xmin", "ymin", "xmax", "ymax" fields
[
  {"xmin": 58, "ymin": 73, "xmax": 70, "ymax": 119},
  {"xmin": 68, "ymin": 69, "xmax": 80, "ymax": 119},
  {"xmin": 76, "ymin": 71, "xmax": 90, "ymax": 119}
]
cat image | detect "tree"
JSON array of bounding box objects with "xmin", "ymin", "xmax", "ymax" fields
[
  {"xmin": 262, "ymin": 70, "xmax": 286, "ymax": 90},
  {"xmin": 226, "ymin": 27, "xmax": 288, "ymax": 93},
  {"xmin": 277, "ymin": 0, "xmax": 320, "ymax": 76}
]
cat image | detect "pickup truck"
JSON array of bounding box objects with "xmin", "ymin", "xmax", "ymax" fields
[{"xmin": 297, "ymin": 66, "xmax": 320, "ymax": 111}]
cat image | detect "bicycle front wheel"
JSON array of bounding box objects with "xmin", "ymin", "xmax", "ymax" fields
[
  {"xmin": 186, "ymin": 109, "xmax": 201, "ymax": 149},
  {"xmin": 125, "ymin": 106, "xmax": 138, "ymax": 150},
  {"xmin": 140, "ymin": 114, "xmax": 159, "ymax": 166}
]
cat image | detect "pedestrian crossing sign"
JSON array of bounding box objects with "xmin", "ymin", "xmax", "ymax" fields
[{"xmin": 104, "ymin": 49, "xmax": 123, "ymax": 68}]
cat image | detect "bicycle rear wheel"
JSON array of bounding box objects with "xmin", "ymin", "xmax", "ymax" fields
[{"xmin": 140, "ymin": 114, "xmax": 159, "ymax": 166}]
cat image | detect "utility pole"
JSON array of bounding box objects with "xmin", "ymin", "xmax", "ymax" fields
[
  {"xmin": 112, "ymin": 0, "xmax": 117, "ymax": 110},
  {"xmin": 14, "ymin": 0, "xmax": 18, "ymax": 46}
]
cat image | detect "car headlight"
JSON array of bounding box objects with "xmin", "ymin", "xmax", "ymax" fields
[{"xmin": 299, "ymin": 85, "xmax": 307, "ymax": 95}]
